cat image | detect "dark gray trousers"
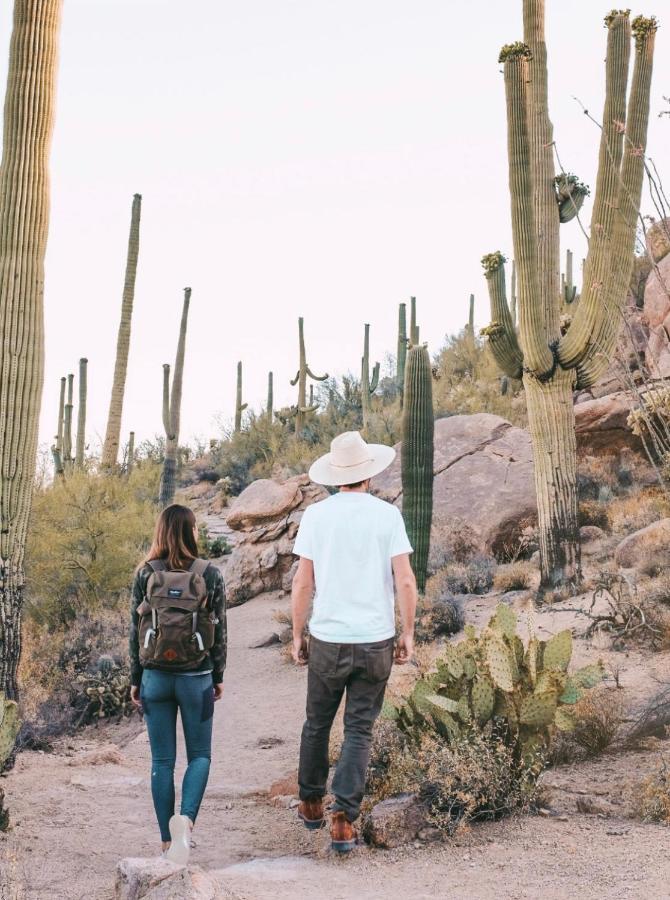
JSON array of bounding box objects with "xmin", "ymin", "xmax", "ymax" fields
[{"xmin": 298, "ymin": 635, "xmax": 395, "ymax": 822}]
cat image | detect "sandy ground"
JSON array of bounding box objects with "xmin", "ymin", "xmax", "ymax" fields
[{"xmin": 2, "ymin": 589, "xmax": 670, "ymax": 900}]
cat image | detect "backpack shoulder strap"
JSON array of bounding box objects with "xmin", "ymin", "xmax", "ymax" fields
[
  {"xmin": 147, "ymin": 559, "xmax": 168, "ymax": 573},
  {"xmin": 189, "ymin": 558, "xmax": 210, "ymax": 577}
]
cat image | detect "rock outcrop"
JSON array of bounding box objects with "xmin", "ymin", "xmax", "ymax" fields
[
  {"xmin": 363, "ymin": 794, "xmax": 430, "ymax": 849},
  {"xmin": 373, "ymin": 414, "xmax": 537, "ymax": 557},
  {"xmin": 574, "ymin": 391, "xmax": 641, "ymax": 453},
  {"xmin": 644, "ymin": 252, "xmax": 670, "ymax": 379},
  {"xmin": 614, "ymin": 518, "xmax": 670, "ymax": 571},
  {"xmin": 224, "ymin": 475, "xmax": 328, "ymax": 605}
]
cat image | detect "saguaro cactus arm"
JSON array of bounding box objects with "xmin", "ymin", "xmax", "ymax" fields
[
  {"xmin": 481, "ymin": 252, "xmax": 524, "ymax": 379},
  {"xmin": 500, "ymin": 42, "xmax": 554, "ymax": 376},
  {"xmin": 572, "ymin": 15, "xmax": 657, "ymax": 387},
  {"xmin": 101, "ymin": 193, "xmax": 142, "ymax": 469}
]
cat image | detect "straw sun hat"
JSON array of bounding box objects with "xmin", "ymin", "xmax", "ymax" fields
[{"xmin": 308, "ymin": 431, "xmax": 396, "ymax": 487}]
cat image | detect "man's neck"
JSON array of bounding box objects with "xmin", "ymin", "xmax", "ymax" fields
[{"xmin": 339, "ymin": 483, "xmax": 370, "ymax": 494}]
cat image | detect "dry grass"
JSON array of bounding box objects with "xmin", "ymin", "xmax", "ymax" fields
[
  {"xmin": 606, "ymin": 490, "xmax": 670, "ymax": 536},
  {"xmin": 570, "ymin": 688, "xmax": 627, "ymax": 757},
  {"xmin": 635, "ymin": 758, "xmax": 670, "ymax": 824},
  {"xmin": 493, "ymin": 562, "xmax": 534, "ymax": 593}
]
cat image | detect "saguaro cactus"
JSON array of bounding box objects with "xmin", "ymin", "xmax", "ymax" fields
[
  {"xmin": 0, "ymin": 0, "xmax": 63, "ymax": 699},
  {"xmin": 361, "ymin": 323, "xmax": 380, "ymax": 433},
  {"xmin": 62, "ymin": 373, "xmax": 74, "ymax": 470},
  {"xmin": 127, "ymin": 431, "xmax": 135, "ymax": 476},
  {"xmin": 289, "ymin": 317, "xmax": 328, "ymax": 439},
  {"xmin": 396, "ymin": 302, "xmax": 407, "ymax": 400},
  {"xmin": 55, "ymin": 375, "xmax": 66, "ymax": 456},
  {"xmin": 482, "ymin": 7, "xmax": 657, "ymax": 589},
  {"xmin": 75, "ymin": 358, "xmax": 88, "ymax": 468},
  {"xmin": 159, "ymin": 288, "xmax": 192, "ymax": 507},
  {"xmin": 409, "ymin": 296, "xmax": 420, "ymax": 345},
  {"xmin": 234, "ymin": 361, "xmax": 248, "ymax": 433},
  {"xmin": 401, "ymin": 344, "xmax": 434, "ymax": 593},
  {"xmin": 510, "ymin": 260, "xmax": 518, "ymax": 329},
  {"xmin": 561, "ymin": 249, "xmax": 577, "ymax": 305},
  {"xmin": 467, "ymin": 294, "xmax": 475, "ymax": 342},
  {"xmin": 101, "ymin": 193, "xmax": 142, "ymax": 469},
  {"xmin": 266, "ymin": 372, "xmax": 274, "ymax": 423}
]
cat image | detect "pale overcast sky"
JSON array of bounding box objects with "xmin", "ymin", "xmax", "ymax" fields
[{"xmin": 0, "ymin": 1, "xmax": 668, "ymax": 452}]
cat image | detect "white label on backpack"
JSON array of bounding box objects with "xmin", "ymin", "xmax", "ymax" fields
[{"xmin": 168, "ymin": 589, "xmax": 183, "ymax": 598}]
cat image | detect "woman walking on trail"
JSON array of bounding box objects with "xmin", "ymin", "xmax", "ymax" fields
[{"xmin": 129, "ymin": 504, "xmax": 227, "ymax": 864}]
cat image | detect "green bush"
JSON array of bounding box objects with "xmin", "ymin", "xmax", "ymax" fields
[{"xmin": 26, "ymin": 464, "xmax": 159, "ymax": 629}]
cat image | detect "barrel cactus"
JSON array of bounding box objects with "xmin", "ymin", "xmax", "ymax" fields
[
  {"xmin": 482, "ymin": 7, "xmax": 657, "ymax": 590},
  {"xmin": 401, "ymin": 344, "xmax": 434, "ymax": 592},
  {"xmin": 392, "ymin": 604, "xmax": 604, "ymax": 770}
]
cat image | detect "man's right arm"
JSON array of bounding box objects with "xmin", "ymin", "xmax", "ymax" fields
[{"xmin": 392, "ymin": 553, "xmax": 417, "ymax": 664}]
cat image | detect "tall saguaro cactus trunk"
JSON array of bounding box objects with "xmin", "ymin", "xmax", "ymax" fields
[
  {"xmin": 0, "ymin": 0, "xmax": 63, "ymax": 700},
  {"xmin": 234, "ymin": 361, "xmax": 247, "ymax": 432},
  {"xmin": 360, "ymin": 323, "xmax": 380, "ymax": 435},
  {"xmin": 75, "ymin": 358, "xmax": 88, "ymax": 468},
  {"xmin": 159, "ymin": 289, "xmax": 192, "ymax": 508},
  {"xmin": 401, "ymin": 345, "xmax": 434, "ymax": 593},
  {"xmin": 101, "ymin": 193, "xmax": 142, "ymax": 469},
  {"xmin": 483, "ymin": 5, "xmax": 657, "ymax": 590},
  {"xmin": 396, "ymin": 302, "xmax": 407, "ymax": 404},
  {"xmin": 266, "ymin": 372, "xmax": 273, "ymax": 423}
]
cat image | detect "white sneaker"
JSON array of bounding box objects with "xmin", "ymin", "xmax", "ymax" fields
[{"xmin": 164, "ymin": 814, "xmax": 191, "ymax": 866}]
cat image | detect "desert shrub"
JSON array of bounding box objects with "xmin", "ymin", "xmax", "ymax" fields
[
  {"xmin": 494, "ymin": 562, "xmax": 533, "ymax": 593},
  {"xmin": 367, "ymin": 728, "xmax": 539, "ymax": 835},
  {"xmin": 441, "ymin": 555, "xmax": 496, "ymax": 595},
  {"xmin": 415, "ymin": 578, "xmax": 464, "ymax": 644},
  {"xmin": 577, "ymin": 455, "xmax": 620, "ymax": 500},
  {"xmin": 432, "ymin": 331, "xmax": 526, "ymax": 427},
  {"xmin": 636, "ymin": 759, "xmax": 670, "ymax": 824},
  {"xmin": 18, "ymin": 608, "xmax": 132, "ymax": 746},
  {"xmin": 428, "ymin": 516, "xmax": 481, "ymax": 572},
  {"xmin": 584, "ymin": 572, "xmax": 670, "ymax": 651},
  {"xmin": 606, "ymin": 490, "xmax": 670, "ymax": 535},
  {"xmin": 26, "ymin": 465, "xmax": 159, "ymax": 629},
  {"xmin": 550, "ymin": 687, "xmax": 627, "ymax": 764},
  {"xmin": 578, "ymin": 500, "xmax": 610, "ymax": 530},
  {"xmin": 198, "ymin": 524, "xmax": 231, "ymax": 558},
  {"xmin": 639, "ymin": 574, "xmax": 670, "ymax": 607}
]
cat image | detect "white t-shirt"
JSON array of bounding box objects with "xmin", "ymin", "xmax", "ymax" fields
[{"xmin": 292, "ymin": 491, "xmax": 413, "ymax": 644}]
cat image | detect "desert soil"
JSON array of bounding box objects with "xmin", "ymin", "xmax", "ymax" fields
[{"xmin": 2, "ymin": 588, "xmax": 670, "ymax": 900}]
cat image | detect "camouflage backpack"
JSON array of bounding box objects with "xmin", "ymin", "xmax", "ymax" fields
[{"xmin": 137, "ymin": 559, "xmax": 217, "ymax": 670}]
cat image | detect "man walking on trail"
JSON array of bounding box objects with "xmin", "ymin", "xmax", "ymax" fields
[{"xmin": 291, "ymin": 431, "xmax": 418, "ymax": 853}]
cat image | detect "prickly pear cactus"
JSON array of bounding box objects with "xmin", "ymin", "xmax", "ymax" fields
[{"xmin": 390, "ymin": 604, "xmax": 605, "ymax": 770}]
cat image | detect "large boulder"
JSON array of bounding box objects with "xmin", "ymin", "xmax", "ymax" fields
[
  {"xmin": 372, "ymin": 414, "xmax": 536, "ymax": 557},
  {"xmin": 647, "ymin": 217, "xmax": 670, "ymax": 264},
  {"xmin": 614, "ymin": 518, "xmax": 670, "ymax": 571},
  {"xmin": 643, "ymin": 253, "xmax": 670, "ymax": 379},
  {"xmin": 224, "ymin": 474, "xmax": 328, "ymax": 605},
  {"xmin": 574, "ymin": 391, "xmax": 642, "ymax": 453}
]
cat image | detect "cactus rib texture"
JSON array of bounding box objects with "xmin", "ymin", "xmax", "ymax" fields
[
  {"xmin": 0, "ymin": 0, "xmax": 63, "ymax": 700},
  {"xmin": 75, "ymin": 358, "xmax": 88, "ymax": 468},
  {"xmin": 159, "ymin": 288, "xmax": 192, "ymax": 507},
  {"xmin": 101, "ymin": 194, "xmax": 142, "ymax": 469},
  {"xmin": 401, "ymin": 344, "xmax": 434, "ymax": 592}
]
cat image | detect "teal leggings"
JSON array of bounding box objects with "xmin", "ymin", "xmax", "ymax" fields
[{"xmin": 140, "ymin": 669, "xmax": 214, "ymax": 842}]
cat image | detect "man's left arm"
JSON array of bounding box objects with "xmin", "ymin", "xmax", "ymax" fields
[{"xmin": 291, "ymin": 557, "xmax": 314, "ymax": 666}]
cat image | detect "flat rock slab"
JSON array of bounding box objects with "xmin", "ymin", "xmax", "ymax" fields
[
  {"xmin": 372, "ymin": 413, "xmax": 536, "ymax": 555},
  {"xmin": 116, "ymin": 858, "xmax": 229, "ymax": 900}
]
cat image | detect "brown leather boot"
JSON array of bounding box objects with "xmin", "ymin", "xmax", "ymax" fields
[
  {"xmin": 330, "ymin": 811, "xmax": 358, "ymax": 853},
  {"xmin": 298, "ymin": 798, "xmax": 325, "ymax": 830}
]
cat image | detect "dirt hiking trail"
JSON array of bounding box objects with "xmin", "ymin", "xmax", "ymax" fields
[{"xmin": 2, "ymin": 591, "xmax": 670, "ymax": 899}]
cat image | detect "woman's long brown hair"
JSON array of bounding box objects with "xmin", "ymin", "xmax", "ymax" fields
[{"xmin": 145, "ymin": 504, "xmax": 199, "ymax": 570}]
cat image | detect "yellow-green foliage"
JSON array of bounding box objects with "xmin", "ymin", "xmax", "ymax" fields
[
  {"xmin": 26, "ymin": 464, "xmax": 160, "ymax": 628},
  {"xmin": 432, "ymin": 330, "xmax": 526, "ymax": 426}
]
